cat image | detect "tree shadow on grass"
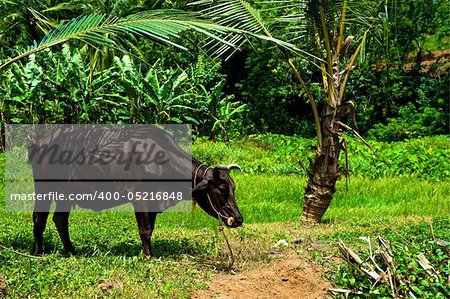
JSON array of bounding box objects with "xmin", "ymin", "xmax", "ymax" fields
[
  {"xmin": 95, "ymin": 237, "xmax": 208, "ymax": 258},
  {"xmin": 0, "ymin": 234, "xmax": 57, "ymax": 255},
  {"xmin": 31, "ymin": 237, "xmax": 210, "ymax": 258},
  {"xmin": 2, "ymin": 233, "xmax": 210, "ymax": 259}
]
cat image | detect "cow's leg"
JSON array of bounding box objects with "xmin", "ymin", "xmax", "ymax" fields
[
  {"xmin": 148, "ymin": 212, "xmax": 157, "ymax": 256},
  {"xmin": 33, "ymin": 200, "xmax": 52, "ymax": 255},
  {"xmin": 33, "ymin": 212, "xmax": 49, "ymax": 255},
  {"xmin": 134, "ymin": 212, "xmax": 153, "ymax": 257},
  {"xmin": 53, "ymin": 212, "xmax": 76, "ymax": 255}
]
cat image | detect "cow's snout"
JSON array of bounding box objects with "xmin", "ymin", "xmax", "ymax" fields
[
  {"xmin": 233, "ymin": 214, "xmax": 243, "ymax": 227},
  {"xmin": 227, "ymin": 214, "xmax": 243, "ymax": 228}
]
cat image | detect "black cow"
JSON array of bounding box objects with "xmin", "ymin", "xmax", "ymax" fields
[{"xmin": 28, "ymin": 125, "xmax": 243, "ymax": 257}]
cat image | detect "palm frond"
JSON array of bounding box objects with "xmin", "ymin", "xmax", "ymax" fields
[
  {"xmin": 40, "ymin": 1, "xmax": 88, "ymax": 13},
  {"xmin": 0, "ymin": 10, "xmax": 238, "ymax": 71},
  {"xmin": 190, "ymin": 0, "xmax": 317, "ymax": 60},
  {"xmin": 190, "ymin": 0, "xmax": 271, "ymax": 58}
]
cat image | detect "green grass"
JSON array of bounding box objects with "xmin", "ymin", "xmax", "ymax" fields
[
  {"xmin": 0, "ymin": 135, "xmax": 449, "ymax": 298},
  {"xmin": 423, "ymin": 34, "xmax": 450, "ymax": 51},
  {"xmin": 1, "ymin": 173, "xmax": 449, "ymax": 298}
]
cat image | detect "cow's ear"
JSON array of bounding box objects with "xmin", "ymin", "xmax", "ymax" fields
[{"xmin": 193, "ymin": 179, "xmax": 209, "ymax": 192}]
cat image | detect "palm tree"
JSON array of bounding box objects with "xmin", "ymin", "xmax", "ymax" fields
[{"xmin": 192, "ymin": 0, "xmax": 379, "ymax": 222}]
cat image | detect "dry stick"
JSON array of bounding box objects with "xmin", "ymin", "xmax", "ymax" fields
[
  {"xmin": 417, "ymin": 253, "xmax": 437, "ymax": 278},
  {"xmin": 429, "ymin": 222, "xmax": 436, "ymax": 241},
  {"xmin": 436, "ymin": 239, "xmax": 450, "ymax": 248},
  {"xmin": 378, "ymin": 237, "xmax": 397, "ymax": 273},
  {"xmin": 371, "ymin": 272, "xmax": 386, "ymax": 288},
  {"xmin": 362, "ymin": 236, "xmax": 384, "ymax": 273},
  {"xmin": 337, "ymin": 240, "xmax": 381, "ymax": 282},
  {"xmin": 377, "ymin": 236, "xmax": 394, "ymax": 257},
  {"xmin": 378, "ymin": 237, "xmax": 418, "ymax": 298},
  {"xmin": 387, "ymin": 268, "xmax": 396, "ymax": 298},
  {"xmin": 370, "ymin": 254, "xmax": 384, "ymax": 273},
  {"xmin": 0, "ymin": 243, "xmax": 42, "ymax": 259},
  {"xmin": 379, "ymin": 221, "xmax": 417, "ymax": 248}
]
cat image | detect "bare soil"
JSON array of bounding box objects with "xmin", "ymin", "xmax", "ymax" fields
[
  {"xmin": 374, "ymin": 49, "xmax": 450, "ymax": 73},
  {"xmin": 192, "ymin": 252, "xmax": 331, "ymax": 299},
  {"xmin": 0, "ymin": 275, "xmax": 8, "ymax": 298},
  {"xmin": 404, "ymin": 49, "xmax": 450, "ymax": 72}
]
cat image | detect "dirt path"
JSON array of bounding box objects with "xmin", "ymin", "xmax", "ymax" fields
[{"xmin": 192, "ymin": 252, "xmax": 331, "ymax": 299}]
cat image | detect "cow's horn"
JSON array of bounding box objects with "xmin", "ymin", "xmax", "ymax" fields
[
  {"xmin": 227, "ymin": 164, "xmax": 242, "ymax": 171},
  {"xmin": 215, "ymin": 165, "xmax": 228, "ymax": 170}
]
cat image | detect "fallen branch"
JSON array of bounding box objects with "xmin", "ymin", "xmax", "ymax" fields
[
  {"xmin": 0, "ymin": 243, "xmax": 42, "ymax": 259},
  {"xmin": 417, "ymin": 253, "xmax": 437, "ymax": 278},
  {"xmin": 337, "ymin": 239, "xmax": 382, "ymax": 283}
]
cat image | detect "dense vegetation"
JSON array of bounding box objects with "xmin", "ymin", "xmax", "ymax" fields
[
  {"xmin": 1, "ymin": 0, "xmax": 449, "ymax": 140},
  {"xmin": 193, "ymin": 135, "xmax": 450, "ymax": 181}
]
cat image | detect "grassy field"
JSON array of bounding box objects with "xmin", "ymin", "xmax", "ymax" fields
[
  {"xmin": 0, "ymin": 173, "xmax": 449, "ymax": 298},
  {"xmin": 0, "ymin": 137, "xmax": 449, "ymax": 298}
]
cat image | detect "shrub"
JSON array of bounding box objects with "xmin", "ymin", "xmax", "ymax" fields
[{"xmin": 193, "ymin": 135, "xmax": 450, "ymax": 181}]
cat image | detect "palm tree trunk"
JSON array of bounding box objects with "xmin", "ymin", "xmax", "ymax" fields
[{"xmin": 300, "ymin": 105, "xmax": 341, "ymax": 223}]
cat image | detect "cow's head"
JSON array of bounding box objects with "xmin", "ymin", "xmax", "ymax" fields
[{"xmin": 193, "ymin": 164, "xmax": 243, "ymax": 228}]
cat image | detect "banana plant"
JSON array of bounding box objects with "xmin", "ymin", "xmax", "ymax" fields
[
  {"xmin": 192, "ymin": 0, "xmax": 381, "ymax": 222},
  {"xmin": 113, "ymin": 55, "xmax": 201, "ymax": 124},
  {"xmin": 199, "ymin": 80, "xmax": 247, "ymax": 141},
  {"xmin": 1, "ymin": 44, "xmax": 118, "ymax": 123}
]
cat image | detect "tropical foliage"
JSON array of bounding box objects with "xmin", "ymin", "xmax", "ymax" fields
[
  {"xmin": 0, "ymin": 0, "xmax": 448, "ymax": 222},
  {"xmin": 190, "ymin": 0, "xmax": 379, "ymax": 222},
  {"xmin": 1, "ymin": 0, "xmax": 448, "ymax": 138},
  {"xmin": 0, "ymin": 45, "xmax": 245, "ymax": 138},
  {"xmin": 0, "ymin": 1, "xmax": 448, "ymax": 298}
]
